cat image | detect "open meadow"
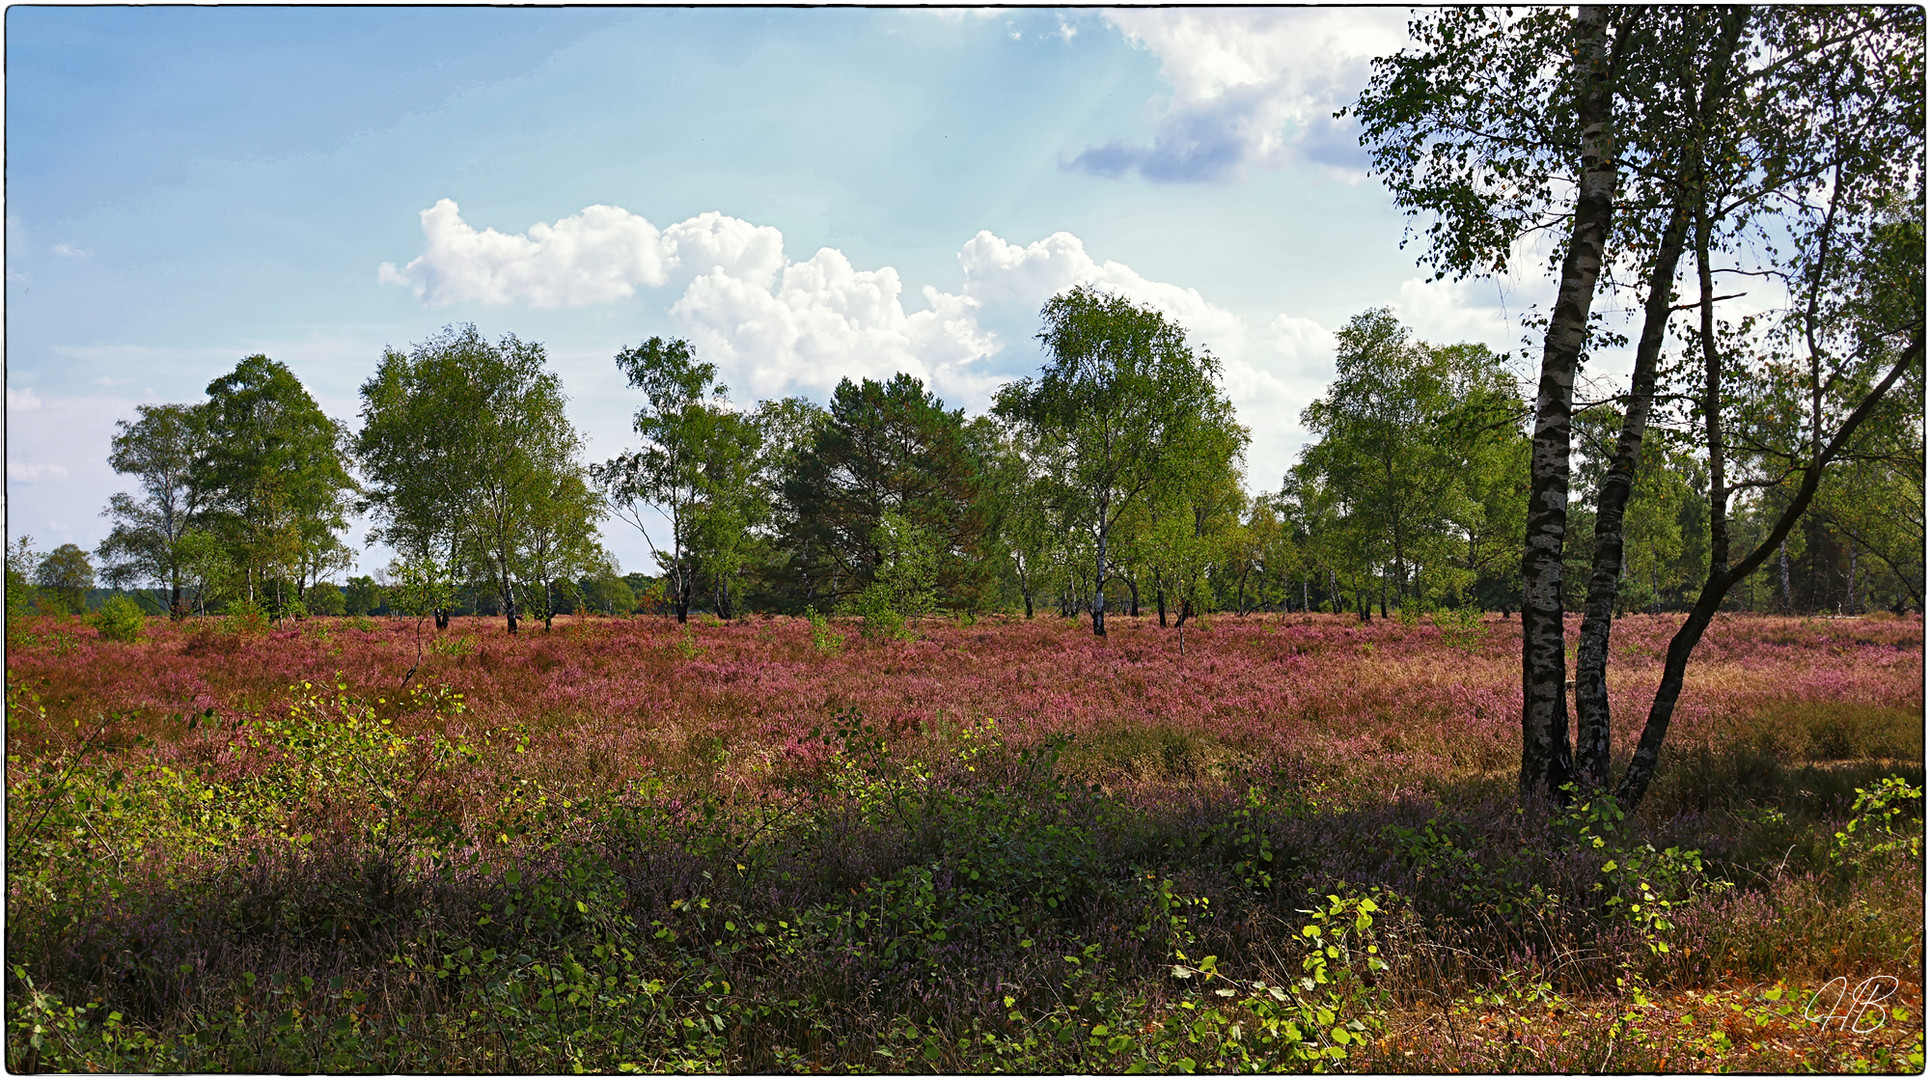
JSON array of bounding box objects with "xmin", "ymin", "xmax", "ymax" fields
[{"xmin": 6, "ymin": 609, "xmax": 1924, "ymax": 1072}]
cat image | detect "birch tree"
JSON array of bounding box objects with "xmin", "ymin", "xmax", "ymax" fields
[
  {"xmin": 994, "ymin": 286, "xmax": 1238, "ymax": 636},
  {"xmin": 97, "ymin": 403, "xmax": 209, "ymax": 618}
]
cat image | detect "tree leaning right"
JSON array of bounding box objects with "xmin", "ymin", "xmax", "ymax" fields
[{"xmin": 1356, "ymin": 5, "xmax": 1926, "ymax": 809}]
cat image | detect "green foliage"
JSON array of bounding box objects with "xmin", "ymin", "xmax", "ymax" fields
[
  {"xmin": 1296, "ymin": 310, "xmax": 1525, "ymax": 612},
  {"xmin": 673, "ymin": 625, "xmax": 705, "ymax": 661},
  {"xmin": 198, "ymin": 355, "xmax": 356, "ymax": 609},
  {"xmin": 580, "ymin": 570, "xmax": 636, "ymax": 617},
  {"xmin": 1554, "ymin": 788, "xmax": 1728, "ymax": 954},
  {"xmin": 778, "ymin": 373, "xmax": 993, "ymax": 616},
  {"xmin": 985, "ymin": 889, "xmax": 1387, "ymax": 1074},
  {"xmin": 1832, "ymin": 776, "xmax": 1924, "ymax": 871},
  {"xmin": 96, "ymin": 402, "xmax": 207, "ymax": 617},
  {"xmin": 387, "ymin": 557, "xmax": 455, "ymax": 620},
  {"xmin": 34, "ymin": 544, "xmax": 96, "ymax": 614},
  {"xmin": 594, "ymin": 337, "xmax": 764, "ymax": 622},
  {"xmin": 221, "ymin": 598, "xmax": 269, "ymax": 637},
  {"xmin": 430, "ymin": 634, "xmax": 478, "ymax": 657},
  {"xmin": 6, "ymin": 536, "xmax": 41, "ymax": 627},
  {"xmin": 360, "ymin": 324, "xmax": 602, "ymax": 633},
  {"xmin": 1433, "ymin": 606, "xmax": 1486, "ymax": 652},
  {"xmin": 87, "ymin": 595, "xmax": 146, "ymax": 643},
  {"xmin": 343, "ymin": 575, "xmax": 382, "ymax": 616},
  {"xmin": 843, "ymin": 511, "xmax": 939, "ymax": 640},
  {"xmin": 806, "ymin": 610, "xmax": 845, "ymax": 657},
  {"xmin": 306, "ymin": 582, "xmax": 347, "ymax": 617},
  {"xmin": 996, "ymin": 285, "xmax": 1246, "ymax": 634}
]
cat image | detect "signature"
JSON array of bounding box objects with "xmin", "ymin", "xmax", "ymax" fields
[{"xmin": 1804, "ymin": 975, "xmax": 1899, "ymax": 1034}]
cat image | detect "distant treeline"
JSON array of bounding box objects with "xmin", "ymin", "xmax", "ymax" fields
[{"xmin": 10, "ymin": 284, "xmax": 1919, "ymax": 632}]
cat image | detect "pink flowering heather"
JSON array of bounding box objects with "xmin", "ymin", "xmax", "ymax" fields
[{"xmin": 7, "ymin": 610, "xmax": 1919, "ymax": 799}]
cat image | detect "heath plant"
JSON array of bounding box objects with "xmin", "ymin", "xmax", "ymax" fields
[{"xmin": 3, "ymin": 613, "xmax": 1922, "ymax": 1072}]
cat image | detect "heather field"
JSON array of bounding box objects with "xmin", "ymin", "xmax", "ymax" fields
[{"xmin": 6, "ymin": 610, "xmax": 1924, "ymax": 1072}]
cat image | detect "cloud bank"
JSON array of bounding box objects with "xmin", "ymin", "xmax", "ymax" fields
[
  {"xmin": 379, "ymin": 199, "xmax": 1291, "ymax": 411},
  {"xmin": 375, "ymin": 199, "xmax": 1571, "ymax": 491},
  {"xmin": 1072, "ymin": 8, "xmax": 1411, "ymax": 182}
]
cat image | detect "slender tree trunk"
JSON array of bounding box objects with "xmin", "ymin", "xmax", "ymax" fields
[
  {"xmin": 1574, "ymin": 185, "xmax": 1701, "ymax": 786},
  {"xmin": 1778, "ymin": 541, "xmax": 1792, "ymax": 612},
  {"xmin": 1092, "ymin": 509, "xmax": 1109, "ymax": 636},
  {"xmin": 1521, "ymin": 5, "xmax": 1624, "ymax": 803},
  {"xmin": 1127, "ymin": 575, "xmax": 1140, "ymax": 617},
  {"xmin": 1847, "ymin": 546, "xmax": 1858, "ymax": 614},
  {"xmin": 1157, "ymin": 585, "xmax": 1168, "ymax": 627},
  {"xmin": 1699, "ymin": 210, "xmax": 1733, "ymax": 590},
  {"xmin": 1616, "ymin": 329, "xmax": 1921, "ymax": 809}
]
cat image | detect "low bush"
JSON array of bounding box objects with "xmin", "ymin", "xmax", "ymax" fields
[{"xmin": 87, "ymin": 595, "xmax": 146, "ymax": 643}]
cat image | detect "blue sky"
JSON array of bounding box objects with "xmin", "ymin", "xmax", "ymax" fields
[{"xmin": 6, "ymin": 6, "xmax": 1547, "ymax": 578}]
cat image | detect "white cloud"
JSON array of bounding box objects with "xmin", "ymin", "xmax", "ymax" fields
[
  {"xmin": 1073, "ymin": 8, "xmax": 1411, "ymax": 182},
  {"xmin": 671, "ymin": 246, "xmax": 1001, "ymax": 405},
  {"xmin": 7, "ymin": 461, "xmax": 68, "ymax": 482},
  {"xmin": 378, "ymin": 198, "xmax": 671, "ymax": 308},
  {"xmin": 1267, "ymin": 315, "xmax": 1336, "ymax": 369},
  {"xmin": 6, "ymin": 387, "xmax": 43, "ymax": 411},
  {"xmin": 1392, "ymin": 276, "xmax": 1519, "ymax": 352},
  {"xmin": 662, "ymin": 212, "xmax": 787, "ymax": 291},
  {"xmin": 52, "ymin": 242, "xmax": 91, "ymax": 259},
  {"xmin": 377, "ymin": 199, "xmax": 1342, "ymax": 461},
  {"xmin": 957, "ymin": 230, "xmax": 1247, "ymax": 358}
]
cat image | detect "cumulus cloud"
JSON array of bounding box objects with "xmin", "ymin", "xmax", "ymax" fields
[
  {"xmin": 1072, "ymin": 8, "xmax": 1410, "ymax": 182},
  {"xmin": 957, "ymin": 230, "xmax": 1247, "ymax": 358},
  {"xmin": 1392, "ymin": 276, "xmax": 1519, "ymax": 352},
  {"xmin": 7, "ymin": 461, "xmax": 68, "ymax": 482},
  {"xmin": 662, "ymin": 212, "xmax": 787, "ymax": 291},
  {"xmin": 377, "ymin": 199, "xmax": 1336, "ymax": 444},
  {"xmin": 378, "ymin": 199, "xmax": 672, "ymax": 308},
  {"xmin": 670, "ymin": 246, "xmax": 1001, "ymax": 403},
  {"xmin": 7, "ymin": 386, "xmax": 43, "ymax": 412}
]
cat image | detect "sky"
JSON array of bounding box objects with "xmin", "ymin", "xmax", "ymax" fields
[{"xmin": 5, "ymin": 6, "xmax": 1565, "ymax": 579}]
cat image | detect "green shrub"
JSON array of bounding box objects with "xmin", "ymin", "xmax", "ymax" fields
[
  {"xmin": 87, "ymin": 595, "xmax": 146, "ymax": 643},
  {"xmin": 307, "ymin": 583, "xmax": 347, "ymax": 617},
  {"xmin": 221, "ymin": 598, "xmax": 269, "ymax": 637},
  {"xmin": 1433, "ymin": 607, "xmax": 1485, "ymax": 652},
  {"xmin": 1832, "ymin": 776, "xmax": 1925, "ymax": 871},
  {"xmin": 430, "ymin": 633, "xmax": 478, "ymax": 657},
  {"xmin": 807, "ymin": 610, "xmax": 845, "ymax": 656},
  {"xmin": 842, "ymin": 511, "xmax": 937, "ymax": 641}
]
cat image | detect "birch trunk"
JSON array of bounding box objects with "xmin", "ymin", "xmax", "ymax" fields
[
  {"xmin": 1616, "ymin": 330, "xmax": 1923, "ymax": 809},
  {"xmin": 1521, "ymin": 5, "xmax": 1622, "ymax": 802}
]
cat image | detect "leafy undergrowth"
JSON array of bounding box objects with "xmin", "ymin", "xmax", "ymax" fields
[
  {"xmin": 4, "ymin": 612, "xmax": 1924, "ymax": 1072},
  {"xmin": 1368, "ymin": 976, "xmax": 1926, "ymax": 1073}
]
